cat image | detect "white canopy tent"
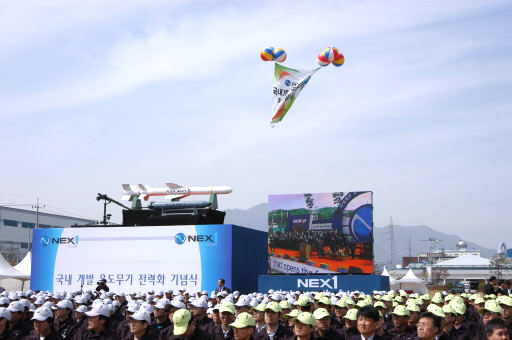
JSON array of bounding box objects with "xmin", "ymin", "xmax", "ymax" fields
[
  {"xmin": 0, "ymin": 253, "xmax": 30, "ymax": 280},
  {"xmin": 397, "ymin": 268, "xmax": 426, "ymax": 293},
  {"xmin": 381, "ymin": 266, "xmax": 398, "ymax": 290},
  {"xmin": 0, "ymin": 252, "xmax": 30, "ymax": 292},
  {"xmin": 14, "ymin": 251, "xmax": 31, "ymax": 276},
  {"xmin": 381, "ymin": 266, "xmax": 390, "ymax": 276}
]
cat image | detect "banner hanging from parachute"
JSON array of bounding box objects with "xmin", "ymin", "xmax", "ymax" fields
[{"xmin": 271, "ymin": 63, "xmax": 320, "ymax": 127}]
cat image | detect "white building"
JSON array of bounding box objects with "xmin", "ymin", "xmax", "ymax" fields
[
  {"xmin": 0, "ymin": 206, "xmax": 94, "ymax": 263},
  {"xmin": 390, "ymin": 254, "xmax": 512, "ymax": 291},
  {"xmin": 417, "ymin": 241, "xmax": 481, "ymax": 263}
]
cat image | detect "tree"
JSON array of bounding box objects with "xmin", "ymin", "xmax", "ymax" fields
[
  {"xmin": 431, "ymin": 267, "xmax": 449, "ymax": 286},
  {"xmin": 489, "ymin": 256, "xmax": 512, "ymax": 280},
  {"xmin": 304, "ymin": 193, "xmax": 315, "ymax": 209},
  {"xmin": 332, "ymin": 192, "xmax": 344, "ymax": 207}
]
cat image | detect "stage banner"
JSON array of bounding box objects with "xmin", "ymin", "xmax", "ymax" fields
[
  {"xmin": 31, "ymin": 225, "xmax": 233, "ymax": 292},
  {"xmin": 268, "ymin": 192, "xmax": 374, "ymax": 274},
  {"xmin": 258, "ymin": 274, "xmax": 390, "ymax": 293}
]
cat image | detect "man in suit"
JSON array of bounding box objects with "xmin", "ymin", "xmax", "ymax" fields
[
  {"xmin": 348, "ymin": 306, "xmax": 387, "ymax": 340},
  {"xmin": 506, "ymin": 280, "xmax": 512, "ymax": 296},
  {"xmin": 215, "ymin": 279, "xmax": 231, "ymax": 294},
  {"xmin": 483, "ymin": 276, "xmax": 498, "ymax": 295},
  {"xmin": 499, "ymin": 280, "xmax": 511, "ymax": 296},
  {"xmin": 416, "ymin": 312, "xmax": 451, "ymax": 340}
]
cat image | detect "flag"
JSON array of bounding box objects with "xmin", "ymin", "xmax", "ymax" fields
[{"xmin": 271, "ymin": 63, "xmax": 320, "ymax": 126}]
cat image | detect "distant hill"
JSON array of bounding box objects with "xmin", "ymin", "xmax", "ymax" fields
[
  {"xmin": 224, "ymin": 203, "xmax": 497, "ymax": 263},
  {"xmin": 224, "ymin": 203, "xmax": 268, "ymax": 231}
]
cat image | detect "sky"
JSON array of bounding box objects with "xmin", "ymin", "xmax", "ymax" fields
[
  {"xmin": 268, "ymin": 192, "xmax": 372, "ymax": 211},
  {"xmin": 0, "ymin": 0, "xmax": 511, "ymax": 249}
]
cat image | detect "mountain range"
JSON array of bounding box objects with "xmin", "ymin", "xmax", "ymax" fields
[{"xmin": 224, "ymin": 203, "xmax": 497, "ymax": 264}]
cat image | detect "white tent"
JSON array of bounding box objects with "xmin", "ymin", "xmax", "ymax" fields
[
  {"xmin": 381, "ymin": 266, "xmax": 390, "ymax": 276},
  {"xmin": 397, "ymin": 268, "xmax": 426, "ymax": 293},
  {"xmin": 381, "ymin": 266, "xmax": 398, "ymax": 290},
  {"xmin": 14, "ymin": 251, "xmax": 31, "ymax": 275},
  {"xmin": 0, "ymin": 253, "xmax": 30, "ymax": 280}
]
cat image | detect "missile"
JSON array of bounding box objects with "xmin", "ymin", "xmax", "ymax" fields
[
  {"xmin": 148, "ymin": 200, "xmax": 211, "ymax": 210},
  {"xmin": 121, "ymin": 183, "xmax": 232, "ymax": 201}
]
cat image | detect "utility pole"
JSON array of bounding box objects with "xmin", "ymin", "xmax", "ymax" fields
[
  {"xmin": 30, "ymin": 198, "xmax": 45, "ymax": 250},
  {"xmin": 408, "ymin": 236, "xmax": 412, "ymax": 257},
  {"xmin": 32, "ymin": 198, "xmax": 45, "ymax": 229}
]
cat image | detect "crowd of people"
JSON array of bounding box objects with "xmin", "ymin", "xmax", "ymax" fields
[
  {"xmin": 269, "ymin": 230, "xmax": 366, "ymax": 260},
  {"xmin": 0, "ymin": 277, "xmax": 510, "ymax": 340}
]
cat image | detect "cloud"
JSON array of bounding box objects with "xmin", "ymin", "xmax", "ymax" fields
[{"xmin": 1, "ymin": 0, "xmax": 509, "ymax": 118}]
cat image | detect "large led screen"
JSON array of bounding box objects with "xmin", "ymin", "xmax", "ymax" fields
[{"xmin": 268, "ymin": 192, "xmax": 373, "ymax": 274}]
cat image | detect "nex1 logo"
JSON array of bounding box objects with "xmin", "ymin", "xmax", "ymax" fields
[
  {"xmin": 174, "ymin": 233, "xmax": 216, "ymax": 245},
  {"xmin": 40, "ymin": 235, "xmax": 79, "ymax": 247},
  {"xmin": 297, "ymin": 276, "xmax": 338, "ymax": 289}
]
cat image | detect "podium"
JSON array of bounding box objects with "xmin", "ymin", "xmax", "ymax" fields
[{"xmin": 299, "ymin": 243, "xmax": 312, "ymax": 260}]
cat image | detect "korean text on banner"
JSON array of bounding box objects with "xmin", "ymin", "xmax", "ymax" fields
[{"xmin": 271, "ymin": 63, "xmax": 319, "ymax": 126}]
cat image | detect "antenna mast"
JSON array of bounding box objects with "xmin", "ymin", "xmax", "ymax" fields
[{"xmin": 389, "ymin": 216, "xmax": 395, "ymax": 267}]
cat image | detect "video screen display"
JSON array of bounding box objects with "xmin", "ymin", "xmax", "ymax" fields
[{"xmin": 268, "ymin": 192, "xmax": 373, "ymax": 274}]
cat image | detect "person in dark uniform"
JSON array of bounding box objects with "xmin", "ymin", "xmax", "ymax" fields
[
  {"xmin": 381, "ymin": 296, "xmax": 394, "ymax": 331},
  {"xmin": 230, "ymin": 313, "xmax": 256, "ymax": 340},
  {"xmin": 253, "ymin": 302, "xmax": 293, "ymax": 340},
  {"xmin": 388, "ymin": 305, "xmax": 416, "ymax": 339},
  {"xmin": 332, "ymin": 299, "xmax": 348, "ymax": 335},
  {"xmin": 73, "ymin": 305, "xmax": 88, "ymax": 329},
  {"xmin": 125, "ymin": 310, "xmax": 155, "ymax": 340},
  {"xmin": 441, "ymin": 304, "xmax": 461, "ymax": 339},
  {"xmin": 7, "ymin": 301, "xmax": 32, "ymax": 339},
  {"xmin": 213, "ymin": 303, "xmax": 235, "ymax": 340},
  {"xmin": 54, "ymin": 300, "xmax": 79, "ymax": 340},
  {"xmin": 288, "ymin": 312, "xmax": 316, "ymax": 340},
  {"xmin": 341, "ymin": 309, "xmax": 360, "ymax": 339},
  {"xmin": 169, "ymin": 309, "xmax": 211, "ymax": 340},
  {"xmin": 116, "ymin": 294, "xmax": 128, "ymax": 319},
  {"xmin": 497, "ymin": 296, "xmax": 512, "ymax": 337},
  {"xmin": 311, "ymin": 308, "xmax": 337, "ymax": 340},
  {"xmin": 192, "ymin": 300, "xmax": 215, "ymax": 335},
  {"xmin": 149, "ymin": 300, "xmax": 172, "ymax": 338},
  {"xmin": 0, "ymin": 307, "xmax": 15, "ymax": 340},
  {"xmin": 451, "ymin": 303, "xmax": 472, "ymax": 339},
  {"xmin": 117, "ymin": 304, "xmax": 139, "ymax": 339},
  {"xmin": 75, "ymin": 304, "xmax": 118, "ymax": 340},
  {"xmin": 25, "ymin": 307, "xmax": 61, "ymax": 340}
]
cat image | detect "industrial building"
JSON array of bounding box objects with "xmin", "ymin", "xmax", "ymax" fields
[
  {"xmin": 0, "ymin": 206, "xmax": 95, "ymax": 264},
  {"xmin": 402, "ymin": 240, "xmax": 481, "ymax": 267},
  {"xmin": 390, "ymin": 240, "xmax": 512, "ymax": 290}
]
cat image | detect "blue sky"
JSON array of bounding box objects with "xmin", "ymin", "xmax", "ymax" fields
[{"xmin": 0, "ymin": 0, "xmax": 511, "ymax": 249}]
